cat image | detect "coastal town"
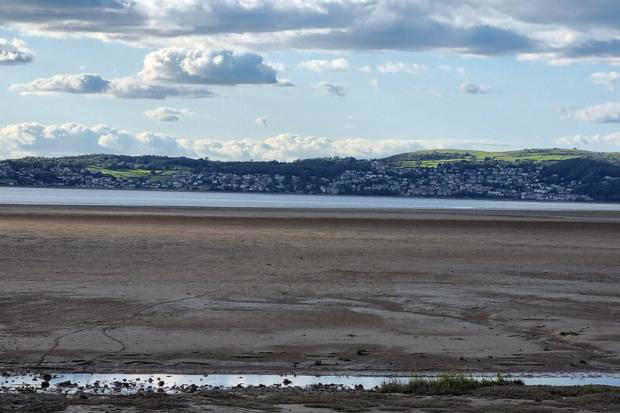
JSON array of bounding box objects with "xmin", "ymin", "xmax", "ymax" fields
[{"xmin": 0, "ymin": 156, "xmax": 603, "ymax": 201}]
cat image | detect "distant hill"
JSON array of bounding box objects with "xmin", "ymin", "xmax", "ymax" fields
[
  {"xmin": 3, "ymin": 149, "xmax": 620, "ymax": 201},
  {"xmin": 384, "ymin": 148, "xmax": 620, "ymax": 168}
]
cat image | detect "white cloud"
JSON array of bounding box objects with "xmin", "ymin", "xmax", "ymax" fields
[
  {"xmin": 145, "ymin": 107, "xmax": 193, "ymax": 122},
  {"xmin": 139, "ymin": 48, "xmax": 279, "ymax": 85},
  {"xmin": 555, "ymin": 132, "xmax": 620, "ymax": 147},
  {"xmin": 255, "ymin": 117, "xmax": 268, "ymax": 127},
  {"xmin": 570, "ymin": 102, "xmax": 620, "ymax": 123},
  {"xmin": 266, "ymin": 62, "xmax": 287, "ymax": 73},
  {"xmin": 0, "ymin": 122, "xmax": 508, "ymax": 161},
  {"xmin": 459, "ymin": 82, "xmax": 492, "ymax": 94},
  {"xmin": 10, "ymin": 74, "xmax": 214, "ymax": 100},
  {"xmin": 358, "ymin": 65, "xmax": 371, "ymax": 74},
  {"xmin": 0, "ymin": 37, "xmax": 33, "ymax": 65},
  {"xmin": 369, "ymin": 78, "xmax": 379, "ymax": 89},
  {"xmin": 314, "ymin": 81, "xmax": 346, "ymax": 97},
  {"xmin": 299, "ymin": 58, "xmax": 349, "ymax": 72},
  {"xmin": 9, "ymin": 73, "xmax": 110, "ymax": 95},
  {"xmin": 276, "ymin": 78, "xmax": 295, "ymax": 87},
  {"xmin": 591, "ymin": 72, "xmax": 620, "ymax": 90},
  {"xmin": 377, "ymin": 62, "xmax": 423, "ymax": 74}
]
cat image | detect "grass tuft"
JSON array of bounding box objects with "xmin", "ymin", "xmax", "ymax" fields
[{"xmin": 379, "ymin": 373, "xmax": 524, "ymax": 395}]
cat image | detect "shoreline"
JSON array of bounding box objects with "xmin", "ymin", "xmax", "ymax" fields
[
  {"xmin": 2, "ymin": 372, "xmax": 620, "ymax": 412},
  {"xmin": 3, "ymin": 202, "xmax": 620, "ymax": 214}
]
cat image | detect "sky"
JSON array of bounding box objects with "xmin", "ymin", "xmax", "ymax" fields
[{"xmin": 1, "ymin": 0, "xmax": 620, "ymax": 161}]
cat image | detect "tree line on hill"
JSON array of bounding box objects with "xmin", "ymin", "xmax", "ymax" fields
[
  {"xmin": 5, "ymin": 155, "xmax": 373, "ymax": 180},
  {"xmin": 540, "ymin": 158, "xmax": 620, "ymax": 201}
]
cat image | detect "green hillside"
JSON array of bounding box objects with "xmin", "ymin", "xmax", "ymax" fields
[{"xmin": 385, "ymin": 148, "xmax": 620, "ymax": 168}]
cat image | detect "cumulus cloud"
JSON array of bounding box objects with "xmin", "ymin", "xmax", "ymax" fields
[
  {"xmin": 255, "ymin": 117, "xmax": 268, "ymax": 127},
  {"xmin": 139, "ymin": 48, "xmax": 279, "ymax": 85},
  {"xmin": 0, "ymin": 121, "xmax": 508, "ymax": 161},
  {"xmin": 145, "ymin": 107, "xmax": 193, "ymax": 122},
  {"xmin": 314, "ymin": 81, "xmax": 346, "ymax": 97},
  {"xmin": 591, "ymin": 72, "xmax": 620, "ymax": 90},
  {"xmin": 299, "ymin": 58, "xmax": 349, "ymax": 72},
  {"xmin": 0, "ymin": 38, "xmax": 33, "ymax": 65},
  {"xmin": 9, "ymin": 73, "xmax": 110, "ymax": 95},
  {"xmin": 570, "ymin": 102, "xmax": 620, "ymax": 123},
  {"xmin": 377, "ymin": 62, "xmax": 423, "ymax": 74},
  {"xmin": 555, "ymin": 132, "xmax": 620, "ymax": 147},
  {"xmin": 459, "ymin": 82, "xmax": 492, "ymax": 94},
  {"xmin": 10, "ymin": 46, "xmax": 283, "ymax": 99},
  {"xmin": 10, "ymin": 74, "xmax": 214, "ymax": 100}
]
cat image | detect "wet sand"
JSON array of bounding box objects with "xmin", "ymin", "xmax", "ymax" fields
[
  {"xmin": 0, "ymin": 205, "xmax": 619, "ymax": 375},
  {"xmin": 3, "ymin": 383, "xmax": 620, "ymax": 412}
]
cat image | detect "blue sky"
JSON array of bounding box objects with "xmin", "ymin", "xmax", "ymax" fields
[{"xmin": 1, "ymin": 1, "xmax": 620, "ymax": 161}]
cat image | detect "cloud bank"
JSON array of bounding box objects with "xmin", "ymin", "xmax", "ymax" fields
[
  {"xmin": 555, "ymin": 132, "xmax": 620, "ymax": 147},
  {"xmin": 0, "ymin": 122, "xmax": 507, "ymax": 161},
  {"xmin": 0, "ymin": 123, "xmax": 192, "ymax": 160},
  {"xmin": 3, "ymin": 1, "xmax": 620, "ymax": 63}
]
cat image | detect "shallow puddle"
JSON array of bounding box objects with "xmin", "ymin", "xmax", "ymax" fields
[{"xmin": 2, "ymin": 372, "xmax": 619, "ymax": 394}]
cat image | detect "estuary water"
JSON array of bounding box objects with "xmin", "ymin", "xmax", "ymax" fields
[{"xmin": 1, "ymin": 187, "xmax": 620, "ymax": 210}]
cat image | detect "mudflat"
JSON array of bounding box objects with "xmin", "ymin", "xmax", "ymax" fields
[{"xmin": 1, "ymin": 205, "xmax": 619, "ymax": 374}]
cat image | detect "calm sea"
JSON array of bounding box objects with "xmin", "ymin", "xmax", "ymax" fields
[{"xmin": 0, "ymin": 187, "xmax": 619, "ymax": 211}]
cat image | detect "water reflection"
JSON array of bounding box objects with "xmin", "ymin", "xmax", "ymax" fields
[
  {"xmin": 2, "ymin": 187, "xmax": 620, "ymax": 211},
  {"xmin": 2, "ymin": 373, "xmax": 619, "ymax": 394}
]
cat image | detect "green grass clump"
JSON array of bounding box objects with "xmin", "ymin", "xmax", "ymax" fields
[{"xmin": 379, "ymin": 373, "xmax": 524, "ymax": 395}]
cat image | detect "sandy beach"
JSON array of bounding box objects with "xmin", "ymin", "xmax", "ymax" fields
[{"xmin": 1, "ymin": 205, "xmax": 619, "ymax": 376}]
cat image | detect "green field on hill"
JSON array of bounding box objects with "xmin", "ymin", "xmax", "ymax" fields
[
  {"xmin": 87, "ymin": 166, "xmax": 182, "ymax": 178},
  {"xmin": 387, "ymin": 149, "xmax": 620, "ymax": 168}
]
